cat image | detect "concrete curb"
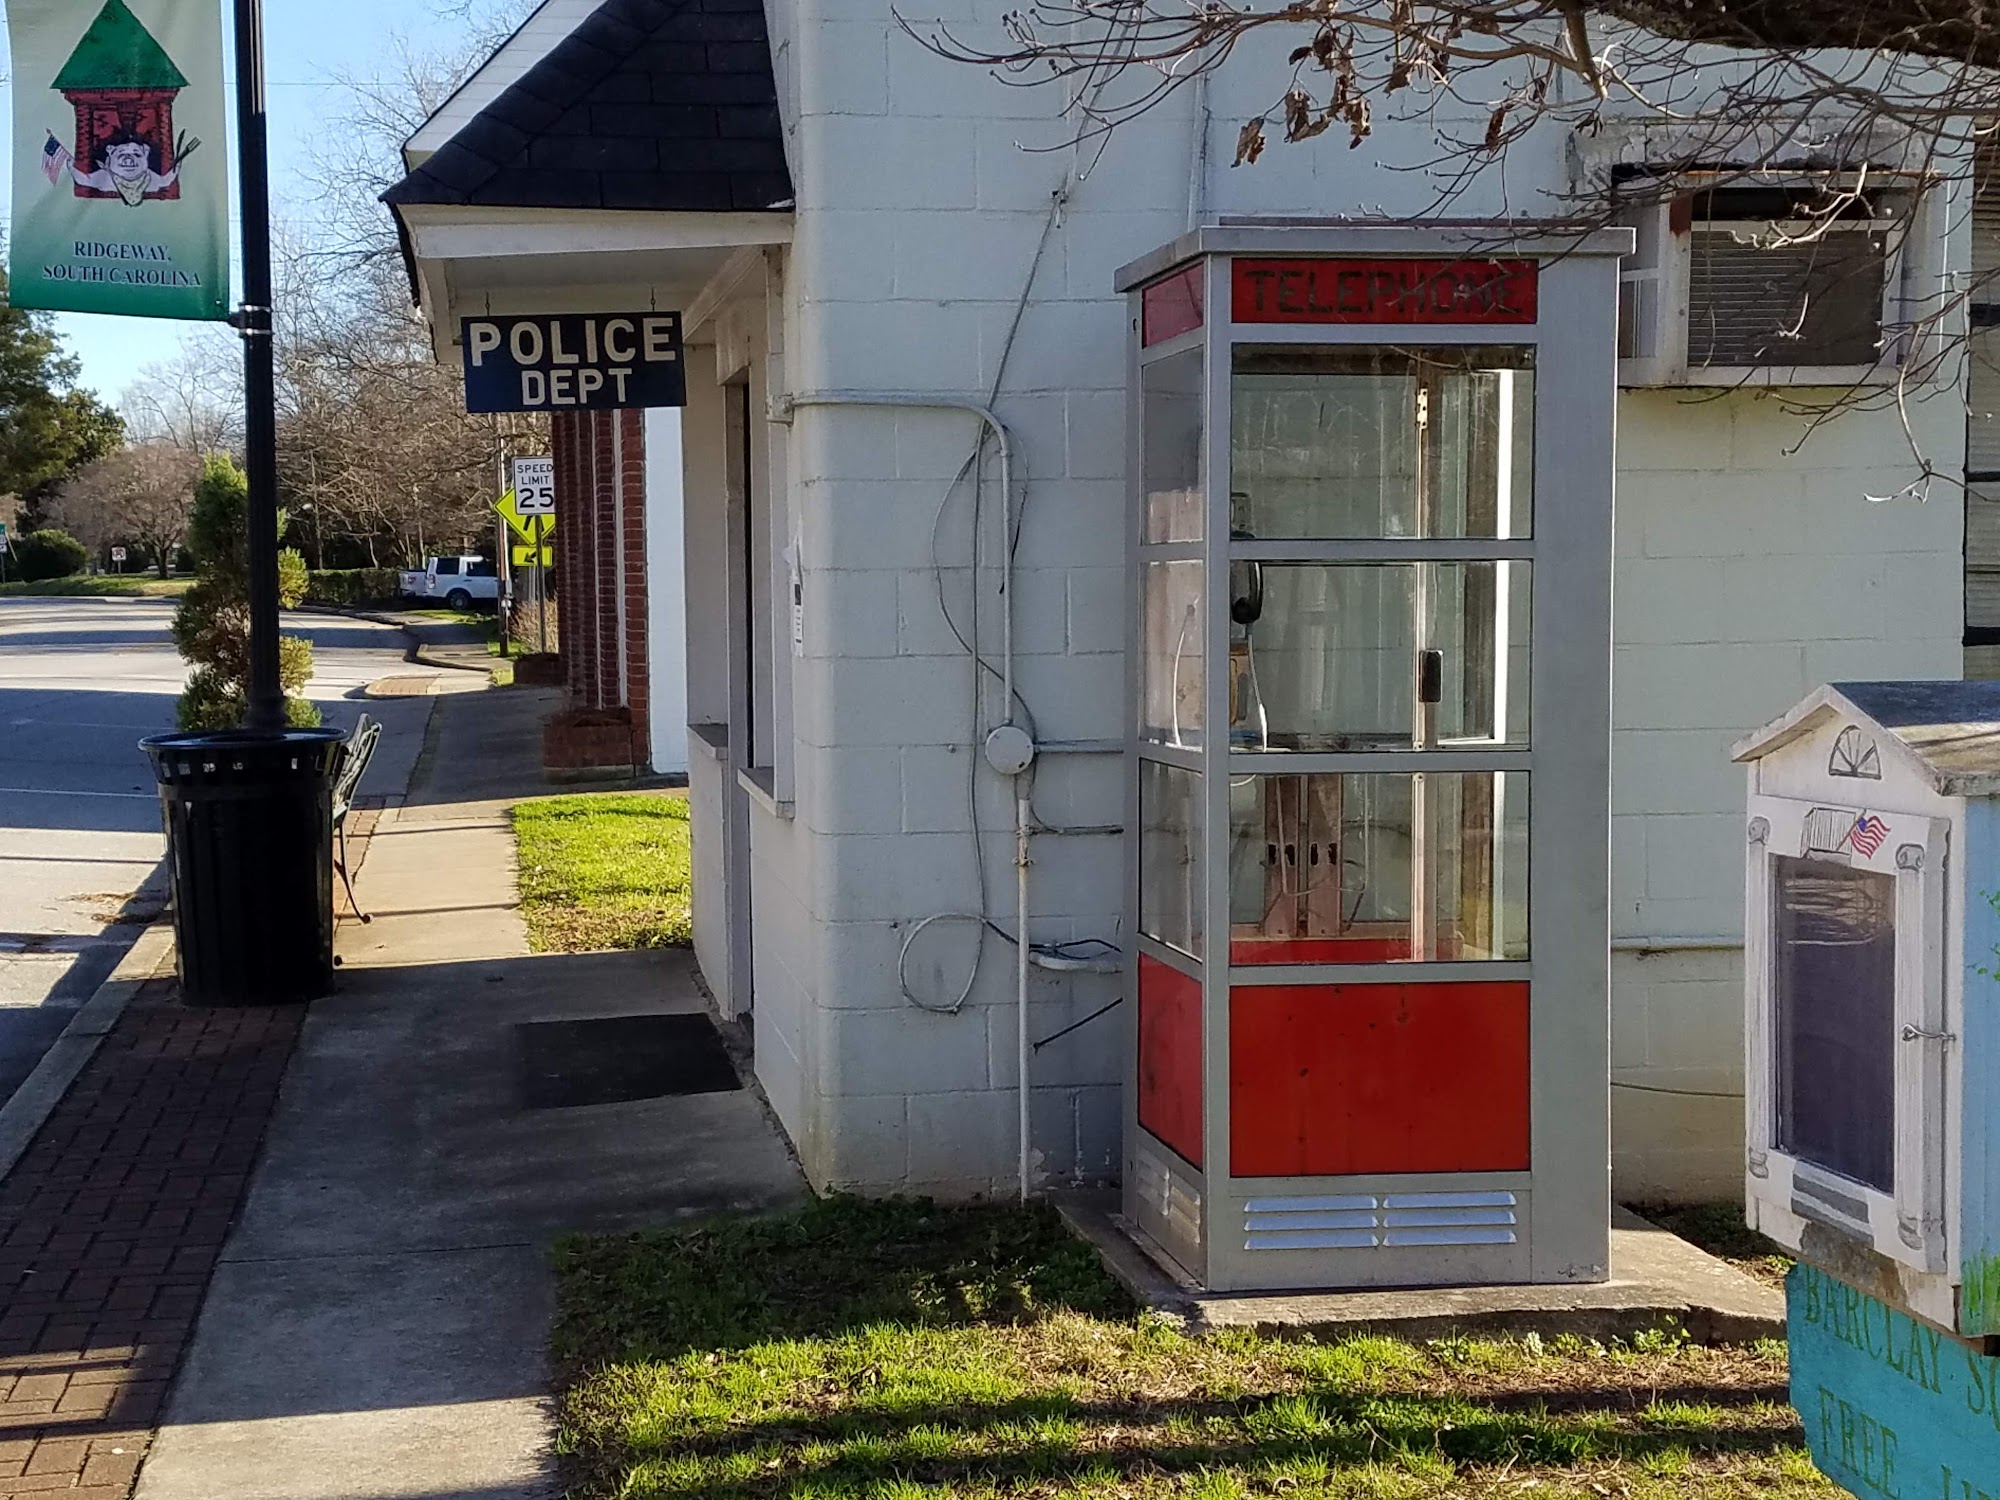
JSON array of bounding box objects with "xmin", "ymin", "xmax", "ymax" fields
[
  {"xmin": 0, "ymin": 921, "xmax": 175, "ymax": 1181},
  {"xmin": 293, "ymin": 605, "xmax": 496, "ymax": 677},
  {"xmin": 1053, "ymin": 1192, "xmax": 1786, "ymax": 1347},
  {"xmin": 411, "ymin": 645, "xmax": 496, "ymax": 676}
]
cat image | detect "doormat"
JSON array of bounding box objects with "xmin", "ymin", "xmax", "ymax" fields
[{"xmin": 517, "ymin": 1012, "xmax": 742, "ymax": 1109}]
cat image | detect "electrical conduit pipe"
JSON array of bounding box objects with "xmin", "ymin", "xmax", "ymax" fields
[{"xmin": 777, "ymin": 394, "xmax": 1036, "ymax": 1200}]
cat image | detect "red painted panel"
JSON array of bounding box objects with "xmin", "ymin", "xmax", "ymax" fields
[
  {"xmin": 1142, "ymin": 264, "xmax": 1205, "ymax": 346},
  {"xmin": 1230, "ymin": 936, "xmax": 1412, "ymax": 966},
  {"xmin": 1231, "ymin": 258, "xmax": 1538, "ymax": 326},
  {"xmin": 1138, "ymin": 955, "xmax": 1204, "ymax": 1167},
  {"xmin": 1230, "ymin": 981, "xmax": 1531, "ymax": 1176}
]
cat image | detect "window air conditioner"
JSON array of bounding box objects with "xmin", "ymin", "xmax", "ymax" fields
[{"xmin": 1618, "ymin": 182, "xmax": 1916, "ymax": 387}]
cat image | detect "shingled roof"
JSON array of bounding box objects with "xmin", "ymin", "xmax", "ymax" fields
[{"xmin": 383, "ymin": 0, "xmax": 791, "ymax": 215}]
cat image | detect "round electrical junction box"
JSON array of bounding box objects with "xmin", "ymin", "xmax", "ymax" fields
[{"xmin": 983, "ymin": 724, "xmax": 1036, "ymax": 776}]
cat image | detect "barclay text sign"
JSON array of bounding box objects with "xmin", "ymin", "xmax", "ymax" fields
[
  {"xmin": 1790, "ymin": 1263, "xmax": 2000, "ymax": 1498},
  {"xmin": 460, "ymin": 312, "xmax": 686, "ymax": 413}
]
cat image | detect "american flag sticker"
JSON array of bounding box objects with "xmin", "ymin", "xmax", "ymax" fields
[
  {"xmin": 41, "ymin": 132, "xmax": 71, "ymax": 187},
  {"xmin": 1848, "ymin": 813, "xmax": 1891, "ymax": 859}
]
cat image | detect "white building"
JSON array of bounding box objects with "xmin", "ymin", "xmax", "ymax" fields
[{"xmin": 389, "ymin": 0, "xmax": 1972, "ymax": 1212}]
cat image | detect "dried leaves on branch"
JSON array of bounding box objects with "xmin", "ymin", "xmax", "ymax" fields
[
  {"xmin": 906, "ymin": 0, "xmax": 2000, "ymax": 477},
  {"xmin": 905, "ymin": 0, "xmax": 2000, "ymax": 196}
]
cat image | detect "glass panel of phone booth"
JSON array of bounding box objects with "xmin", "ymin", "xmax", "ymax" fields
[
  {"xmin": 1228, "ymin": 772, "xmax": 1528, "ymax": 964},
  {"xmin": 1230, "ymin": 346, "xmax": 1534, "ymax": 541},
  {"xmin": 1139, "ymin": 760, "xmax": 1205, "ymax": 962},
  {"xmin": 1141, "ymin": 561, "xmax": 1205, "ymax": 747},
  {"xmin": 1228, "ymin": 563, "xmax": 1531, "ymax": 752},
  {"xmin": 1143, "ymin": 349, "xmax": 1204, "ymax": 543}
]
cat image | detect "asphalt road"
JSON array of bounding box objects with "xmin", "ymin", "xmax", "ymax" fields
[{"xmin": 0, "ymin": 596, "xmax": 442, "ymax": 1106}]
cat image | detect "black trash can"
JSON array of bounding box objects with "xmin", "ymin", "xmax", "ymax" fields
[{"xmin": 141, "ymin": 728, "xmax": 348, "ymax": 1006}]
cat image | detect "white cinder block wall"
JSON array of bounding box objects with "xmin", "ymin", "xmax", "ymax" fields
[
  {"xmin": 700, "ymin": 1, "xmax": 1968, "ymax": 1198},
  {"xmin": 1610, "ymin": 390, "xmax": 1966, "ymax": 1197}
]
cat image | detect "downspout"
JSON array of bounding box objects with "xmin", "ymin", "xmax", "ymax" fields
[
  {"xmin": 1186, "ymin": 71, "xmax": 1210, "ymax": 232},
  {"xmin": 1017, "ymin": 786, "xmax": 1033, "ymax": 1200}
]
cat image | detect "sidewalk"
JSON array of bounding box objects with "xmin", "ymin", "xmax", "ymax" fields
[
  {"xmin": 0, "ymin": 977, "xmax": 300, "ymax": 1500},
  {"xmin": 1, "ymin": 685, "xmax": 805, "ymax": 1500}
]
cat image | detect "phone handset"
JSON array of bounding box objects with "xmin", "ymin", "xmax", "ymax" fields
[{"xmin": 1228, "ymin": 526, "xmax": 1263, "ymax": 627}]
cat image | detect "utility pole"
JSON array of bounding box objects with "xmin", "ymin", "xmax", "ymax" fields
[{"xmin": 233, "ymin": 0, "xmax": 284, "ymax": 734}]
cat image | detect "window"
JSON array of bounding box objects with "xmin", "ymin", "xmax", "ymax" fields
[
  {"xmin": 1142, "ymin": 349, "xmax": 1204, "ymax": 543},
  {"xmin": 433, "ymin": 557, "xmax": 460, "ymax": 575},
  {"xmin": 1618, "ymin": 178, "xmax": 1923, "ymax": 386},
  {"xmin": 1227, "ymin": 771, "xmax": 1528, "ymax": 964},
  {"xmin": 467, "ymin": 559, "xmax": 498, "ymax": 578},
  {"xmin": 731, "ymin": 381, "xmax": 771, "ymax": 766},
  {"xmin": 1230, "ymin": 346, "xmax": 1534, "ymax": 541},
  {"xmin": 1228, "ymin": 562, "xmax": 1530, "ymax": 753},
  {"xmin": 1139, "ymin": 761, "xmax": 1204, "ymax": 961},
  {"xmin": 1966, "ymin": 152, "xmax": 2000, "ymax": 643},
  {"xmin": 1140, "ymin": 561, "xmax": 1203, "ymax": 748},
  {"xmin": 1772, "ymin": 857, "xmax": 1896, "ymax": 1193}
]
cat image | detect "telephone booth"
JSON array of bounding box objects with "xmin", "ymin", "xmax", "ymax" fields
[{"xmin": 1119, "ymin": 225, "xmax": 1629, "ymax": 1292}]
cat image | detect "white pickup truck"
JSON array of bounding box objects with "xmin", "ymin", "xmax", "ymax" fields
[{"xmin": 400, "ymin": 555, "xmax": 501, "ymax": 610}]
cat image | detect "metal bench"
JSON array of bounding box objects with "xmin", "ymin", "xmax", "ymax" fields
[{"xmin": 331, "ymin": 714, "xmax": 382, "ymax": 923}]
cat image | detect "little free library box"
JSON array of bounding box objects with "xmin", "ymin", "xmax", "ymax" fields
[{"xmin": 1735, "ymin": 681, "xmax": 2000, "ymax": 1496}]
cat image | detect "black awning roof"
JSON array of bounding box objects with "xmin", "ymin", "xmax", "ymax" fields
[{"xmin": 384, "ymin": 0, "xmax": 792, "ymax": 215}]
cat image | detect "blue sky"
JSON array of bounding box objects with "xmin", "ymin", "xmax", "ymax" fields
[{"xmin": 1, "ymin": 0, "xmax": 488, "ymax": 403}]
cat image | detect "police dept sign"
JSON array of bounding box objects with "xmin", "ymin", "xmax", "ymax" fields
[{"xmin": 460, "ymin": 312, "xmax": 686, "ymax": 413}]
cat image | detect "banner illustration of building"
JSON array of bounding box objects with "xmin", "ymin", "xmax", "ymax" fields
[{"xmin": 5, "ymin": 0, "xmax": 229, "ymax": 319}]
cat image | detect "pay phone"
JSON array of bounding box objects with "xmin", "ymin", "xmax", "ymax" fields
[{"xmin": 1123, "ymin": 226, "xmax": 1626, "ymax": 1293}]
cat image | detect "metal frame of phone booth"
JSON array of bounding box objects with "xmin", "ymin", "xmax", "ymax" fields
[{"xmin": 1118, "ymin": 224, "xmax": 1629, "ymax": 1293}]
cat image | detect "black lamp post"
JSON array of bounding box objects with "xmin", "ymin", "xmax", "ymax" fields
[
  {"xmin": 138, "ymin": 0, "xmax": 350, "ymax": 1008},
  {"xmin": 232, "ymin": 0, "xmax": 283, "ymax": 734}
]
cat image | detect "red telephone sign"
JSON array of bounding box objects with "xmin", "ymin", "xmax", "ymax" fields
[{"xmin": 1231, "ymin": 257, "xmax": 1538, "ymax": 326}]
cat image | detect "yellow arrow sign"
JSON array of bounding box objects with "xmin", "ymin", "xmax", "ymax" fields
[
  {"xmin": 494, "ymin": 490, "xmax": 557, "ymax": 547},
  {"xmin": 511, "ymin": 543, "xmax": 555, "ymax": 567}
]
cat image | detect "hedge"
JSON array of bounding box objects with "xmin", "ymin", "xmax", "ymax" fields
[
  {"xmin": 15, "ymin": 529, "xmax": 89, "ymax": 582},
  {"xmin": 303, "ymin": 567, "xmax": 404, "ymax": 607}
]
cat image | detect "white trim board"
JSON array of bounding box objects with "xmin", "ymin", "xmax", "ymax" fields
[
  {"xmin": 400, "ymin": 205, "xmax": 794, "ymax": 265},
  {"xmin": 404, "ymin": 0, "xmax": 603, "ymax": 168}
]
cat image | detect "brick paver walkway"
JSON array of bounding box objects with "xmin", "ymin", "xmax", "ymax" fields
[{"xmin": 0, "ymin": 989, "xmax": 302, "ymax": 1498}]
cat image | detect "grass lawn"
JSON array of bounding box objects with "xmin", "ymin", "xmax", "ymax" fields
[
  {"xmin": 0, "ymin": 575, "xmax": 192, "ymax": 598},
  {"xmin": 553, "ymin": 1197, "xmax": 1833, "ymax": 1500},
  {"xmin": 511, "ymin": 791, "xmax": 693, "ymax": 952},
  {"xmin": 403, "ymin": 606, "xmax": 502, "ymax": 628}
]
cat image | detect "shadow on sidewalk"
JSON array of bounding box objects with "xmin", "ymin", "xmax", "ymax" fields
[
  {"xmin": 149, "ymin": 945, "xmax": 805, "ymax": 1433},
  {"xmin": 404, "ymin": 685, "xmax": 561, "ymax": 809}
]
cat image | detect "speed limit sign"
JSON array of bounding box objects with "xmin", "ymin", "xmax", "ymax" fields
[
  {"xmin": 513, "ymin": 456, "xmax": 555, "ymax": 516},
  {"xmin": 110, "ymin": 546, "xmax": 127, "ymax": 563}
]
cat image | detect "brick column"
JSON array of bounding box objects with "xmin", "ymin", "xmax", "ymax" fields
[
  {"xmin": 592, "ymin": 411, "xmax": 619, "ymax": 713},
  {"xmin": 551, "ymin": 412, "xmax": 590, "ymax": 704},
  {"xmin": 540, "ymin": 409, "xmax": 653, "ymax": 775},
  {"xmin": 620, "ymin": 409, "xmax": 651, "ymax": 769}
]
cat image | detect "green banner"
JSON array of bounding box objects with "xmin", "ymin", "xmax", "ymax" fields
[{"xmin": 6, "ymin": 0, "xmax": 229, "ymax": 320}]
